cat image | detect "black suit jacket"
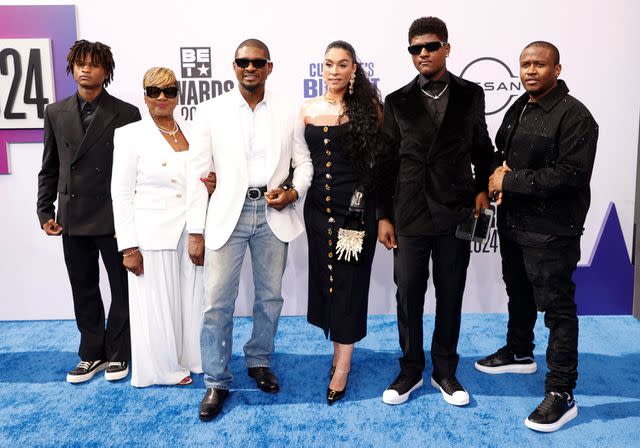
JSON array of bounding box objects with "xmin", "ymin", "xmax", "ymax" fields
[
  {"xmin": 37, "ymin": 91, "xmax": 141, "ymax": 236},
  {"xmin": 377, "ymin": 73, "xmax": 493, "ymax": 235}
]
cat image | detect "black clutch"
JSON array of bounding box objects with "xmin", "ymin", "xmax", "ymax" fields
[{"xmin": 336, "ymin": 189, "xmax": 366, "ymax": 263}]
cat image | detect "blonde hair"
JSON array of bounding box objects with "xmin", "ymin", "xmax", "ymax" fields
[{"xmin": 142, "ymin": 67, "xmax": 177, "ymax": 88}]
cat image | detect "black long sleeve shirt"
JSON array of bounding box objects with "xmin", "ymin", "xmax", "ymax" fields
[{"xmin": 494, "ymin": 80, "xmax": 599, "ymax": 237}]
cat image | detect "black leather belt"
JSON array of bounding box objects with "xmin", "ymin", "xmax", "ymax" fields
[{"xmin": 247, "ymin": 186, "xmax": 268, "ymax": 200}]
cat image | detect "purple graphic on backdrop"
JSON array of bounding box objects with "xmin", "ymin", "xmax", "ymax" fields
[
  {"xmin": 574, "ymin": 202, "xmax": 633, "ymax": 315},
  {"xmin": 0, "ymin": 5, "xmax": 77, "ymax": 174}
]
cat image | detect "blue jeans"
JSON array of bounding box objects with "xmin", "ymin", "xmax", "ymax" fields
[{"xmin": 201, "ymin": 197, "xmax": 287, "ymax": 390}]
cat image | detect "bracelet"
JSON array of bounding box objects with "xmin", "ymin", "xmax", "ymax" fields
[{"xmin": 123, "ymin": 248, "xmax": 139, "ymax": 257}]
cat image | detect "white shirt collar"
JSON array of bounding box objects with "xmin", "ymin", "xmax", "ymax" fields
[{"xmin": 235, "ymin": 88, "xmax": 269, "ymax": 109}]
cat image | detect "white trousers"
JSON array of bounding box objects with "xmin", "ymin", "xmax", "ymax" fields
[{"xmin": 129, "ymin": 229, "xmax": 204, "ymax": 387}]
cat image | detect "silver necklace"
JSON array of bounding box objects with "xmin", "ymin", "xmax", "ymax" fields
[
  {"xmin": 421, "ymin": 83, "xmax": 448, "ymax": 100},
  {"xmin": 155, "ymin": 121, "xmax": 180, "ymax": 143}
]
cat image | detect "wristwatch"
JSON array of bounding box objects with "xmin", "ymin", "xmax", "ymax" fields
[{"xmin": 282, "ymin": 182, "xmax": 298, "ymax": 201}]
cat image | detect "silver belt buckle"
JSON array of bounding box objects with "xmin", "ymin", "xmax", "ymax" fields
[{"xmin": 247, "ymin": 187, "xmax": 261, "ymax": 200}]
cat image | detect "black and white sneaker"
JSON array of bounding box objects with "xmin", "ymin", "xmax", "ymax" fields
[
  {"xmin": 474, "ymin": 347, "xmax": 537, "ymax": 374},
  {"xmin": 431, "ymin": 376, "xmax": 469, "ymax": 406},
  {"xmin": 105, "ymin": 361, "xmax": 129, "ymax": 381},
  {"xmin": 525, "ymin": 392, "xmax": 578, "ymax": 432},
  {"xmin": 66, "ymin": 360, "xmax": 107, "ymax": 383},
  {"xmin": 382, "ymin": 374, "xmax": 423, "ymax": 405}
]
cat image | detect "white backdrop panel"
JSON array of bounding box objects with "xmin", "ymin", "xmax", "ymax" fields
[{"xmin": 0, "ymin": 0, "xmax": 638, "ymax": 319}]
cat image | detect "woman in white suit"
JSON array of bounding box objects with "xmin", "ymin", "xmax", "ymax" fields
[{"xmin": 111, "ymin": 67, "xmax": 213, "ymax": 387}]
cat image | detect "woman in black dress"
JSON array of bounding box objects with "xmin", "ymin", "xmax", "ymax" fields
[{"xmin": 298, "ymin": 40, "xmax": 382, "ymax": 404}]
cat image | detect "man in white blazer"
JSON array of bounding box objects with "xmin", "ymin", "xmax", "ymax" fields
[{"xmin": 187, "ymin": 39, "xmax": 313, "ymax": 422}]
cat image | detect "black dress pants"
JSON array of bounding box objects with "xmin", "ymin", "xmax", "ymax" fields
[
  {"xmin": 394, "ymin": 233, "xmax": 471, "ymax": 380},
  {"xmin": 499, "ymin": 231, "xmax": 580, "ymax": 393},
  {"xmin": 62, "ymin": 234, "xmax": 130, "ymax": 361}
]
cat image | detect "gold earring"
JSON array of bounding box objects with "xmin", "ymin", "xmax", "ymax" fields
[{"xmin": 349, "ymin": 73, "xmax": 355, "ymax": 95}]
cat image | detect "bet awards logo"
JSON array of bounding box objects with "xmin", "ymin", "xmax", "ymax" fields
[
  {"xmin": 181, "ymin": 47, "xmax": 211, "ymax": 78},
  {"xmin": 177, "ymin": 46, "xmax": 234, "ymax": 121},
  {"xmin": 303, "ymin": 61, "xmax": 380, "ymax": 98},
  {"xmin": 460, "ymin": 57, "xmax": 522, "ymax": 115}
]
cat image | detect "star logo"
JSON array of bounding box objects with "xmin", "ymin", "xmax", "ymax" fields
[{"xmin": 197, "ymin": 64, "xmax": 210, "ymax": 76}]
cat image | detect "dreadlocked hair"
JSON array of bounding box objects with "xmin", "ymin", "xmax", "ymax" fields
[
  {"xmin": 66, "ymin": 40, "xmax": 115, "ymax": 87},
  {"xmin": 325, "ymin": 40, "xmax": 382, "ymax": 178}
]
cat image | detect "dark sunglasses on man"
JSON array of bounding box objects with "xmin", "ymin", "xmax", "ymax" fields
[
  {"xmin": 407, "ymin": 41, "xmax": 448, "ymax": 55},
  {"xmin": 234, "ymin": 58, "xmax": 270, "ymax": 69},
  {"xmin": 145, "ymin": 86, "xmax": 179, "ymax": 99}
]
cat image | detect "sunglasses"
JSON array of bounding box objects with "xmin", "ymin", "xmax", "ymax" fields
[
  {"xmin": 145, "ymin": 86, "xmax": 178, "ymax": 99},
  {"xmin": 407, "ymin": 41, "xmax": 448, "ymax": 55},
  {"xmin": 234, "ymin": 58, "xmax": 270, "ymax": 69}
]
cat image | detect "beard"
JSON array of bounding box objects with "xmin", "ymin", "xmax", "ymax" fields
[{"xmin": 240, "ymin": 79, "xmax": 264, "ymax": 93}]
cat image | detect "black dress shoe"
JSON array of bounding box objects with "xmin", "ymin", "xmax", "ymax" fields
[
  {"xmin": 248, "ymin": 367, "xmax": 280, "ymax": 393},
  {"xmin": 326, "ymin": 368, "xmax": 349, "ymax": 405},
  {"xmin": 199, "ymin": 388, "xmax": 229, "ymax": 422}
]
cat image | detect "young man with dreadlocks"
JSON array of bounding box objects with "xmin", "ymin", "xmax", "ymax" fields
[{"xmin": 37, "ymin": 40, "xmax": 141, "ymax": 383}]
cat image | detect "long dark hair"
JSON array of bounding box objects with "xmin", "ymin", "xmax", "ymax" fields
[{"xmin": 325, "ymin": 40, "xmax": 382, "ymax": 177}]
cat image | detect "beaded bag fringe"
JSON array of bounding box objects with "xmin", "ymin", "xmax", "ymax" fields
[{"xmin": 336, "ymin": 228, "xmax": 366, "ymax": 262}]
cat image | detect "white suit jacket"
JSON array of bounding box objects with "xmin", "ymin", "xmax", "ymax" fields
[
  {"xmin": 186, "ymin": 89, "xmax": 313, "ymax": 250},
  {"xmin": 111, "ymin": 115, "xmax": 195, "ymax": 251}
]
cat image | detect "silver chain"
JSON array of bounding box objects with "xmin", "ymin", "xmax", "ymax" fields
[
  {"xmin": 155, "ymin": 121, "xmax": 180, "ymax": 143},
  {"xmin": 421, "ymin": 83, "xmax": 449, "ymax": 100}
]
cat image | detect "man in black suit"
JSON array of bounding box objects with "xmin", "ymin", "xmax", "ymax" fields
[
  {"xmin": 377, "ymin": 17, "xmax": 493, "ymax": 406},
  {"xmin": 37, "ymin": 40, "xmax": 141, "ymax": 383}
]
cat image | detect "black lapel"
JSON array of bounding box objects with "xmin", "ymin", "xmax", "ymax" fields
[
  {"xmin": 397, "ymin": 78, "xmax": 438, "ymax": 146},
  {"xmin": 60, "ymin": 95, "xmax": 84, "ymax": 149},
  {"xmin": 72, "ymin": 90, "xmax": 118, "ymax": 163},
  {"xmin": 426, "ymin": 75, "xmax": 472, "ymax": 160}
]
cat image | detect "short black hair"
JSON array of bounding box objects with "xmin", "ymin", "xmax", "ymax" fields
[
  {"xmin": 408, "ymin": 17, "xmax": 448, "ymax": 43},
  {"xmin": 524, "ymin": 41, "xmax": 560, "ymax": 65},
  {"xmin": 235, "ymin": 38, "xmax": 271, "ymax": 60},
  {"xmin": 66, "ymin": 40, "xmax": 114, "ymax": 87}
]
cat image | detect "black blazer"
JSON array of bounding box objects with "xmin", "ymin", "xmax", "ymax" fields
[
  {"xmin": 377, "ymin": 73, "xmax": 493, "ymax": 235},
  {"xmin": 37, "ymin": 91, "xmax": 141, "ymax": 236}
]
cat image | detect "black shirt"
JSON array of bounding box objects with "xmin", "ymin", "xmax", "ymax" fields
[
  {"xmin": 418, "ymin": 71, "xmax": 450, "ymax": 129},
  {"xmin": 495, "ymin": 80, "xmax": 599, "ymax": 237},
  {"xmin": 77, "ymin": 90, "xmax": 104, "ymax": 132}
]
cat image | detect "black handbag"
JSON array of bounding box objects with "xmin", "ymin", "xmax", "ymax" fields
[{"xmin": 336, "ymin": 189, "xmax": 366, "ymax": 263}]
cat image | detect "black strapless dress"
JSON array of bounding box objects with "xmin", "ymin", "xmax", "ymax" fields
[{"xmin": 303, "ymin": 124, "xmax": 377, "ymax": 344}]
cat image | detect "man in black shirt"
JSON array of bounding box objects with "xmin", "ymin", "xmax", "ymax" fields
[
  {"xmin": 377, "ymin": 17, "xmax": 493, "ymax": 407},
  {"xmin": 37, "ymin": 40, "xmax": 141, "ymax": 383},
  {"xmin": 475, "ymin": 41, "xmax": 598, "ymax": 432}
]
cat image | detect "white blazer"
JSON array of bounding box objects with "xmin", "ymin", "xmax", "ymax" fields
[
  {"xmin": 111, "ymin": 115, "xmax": 195, "ymax": 251},
  {"xmin": 186, "ymin": 89, "xmax": 313, "ymax": 250}
]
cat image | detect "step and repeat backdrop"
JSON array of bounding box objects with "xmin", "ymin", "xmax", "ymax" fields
[{"xmin": 1, "ymin": 1, "xmax": 638, "ymax": 320}]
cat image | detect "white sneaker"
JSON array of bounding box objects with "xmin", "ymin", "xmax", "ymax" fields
[
  {"xmin": 431, "ymin": 377, "xmax": 469, "ymax": 406},
  {"xmin": 382, "ymin": 374, "xmax": 423, "ymax": 405}
]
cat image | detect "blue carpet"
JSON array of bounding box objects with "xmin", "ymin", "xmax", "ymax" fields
[{"xmin": 1, "ymin": 315, "xmax": 639, "ymax": 447}]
